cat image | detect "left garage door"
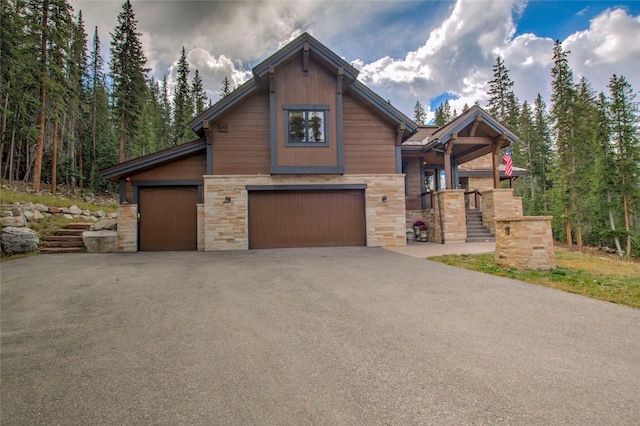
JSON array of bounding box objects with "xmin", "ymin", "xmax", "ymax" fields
[{"xmin": 139, "ymin": 186, "xmax": 198, "ymax": 251}]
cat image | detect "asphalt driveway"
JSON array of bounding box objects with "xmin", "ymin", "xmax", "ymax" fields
[{"xmin": 2, "ymin": 248, "xmax": 639, "ymax": 425}]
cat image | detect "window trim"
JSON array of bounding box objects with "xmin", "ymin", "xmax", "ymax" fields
[{"xmin": 283, "ymin": 104, "xmax": 330, "ymax": 147}]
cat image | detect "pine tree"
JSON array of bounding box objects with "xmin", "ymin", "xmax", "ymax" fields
[
  {"xmin": 88, "ymin": 25, "xmax": 104, "ymax": 188},
  {"xmin": 173, "ymin": 46, "xmax": 194, "ymax": 144},
  {"xmin": 413, "ymin": 101, "xmax": 426, "ymax": 125},
  {"xmin": 549, "ymin": 40, "xmax": 576, "ymax": 247},
  {"xmin": 591, "ymin": 92, "xmax": 624, "ymax": 255},
  {"xmin": 532, "ymin": 94, "xmax": 553, "ymax": 212},
  {"xmin": 487, "ymin": 56, "xmax": 519, "ymax": 127},
  {"xmin": 160, "ymin": 74, "xmax": 172, "ymax": 147},
  {"xmin": 110, "ymin": 0, "xmax": 149, "ymax": 162},
  {"xmin": 608, "ymin": 74, "xmax": 640, "ymax": 257},
  {"xmin": 191, "ymin": 69, "xmax": 207, "ymax": 117},
  {"xmin": 220, "ymin": 76, "xmax": 231, "ymax": 99}
]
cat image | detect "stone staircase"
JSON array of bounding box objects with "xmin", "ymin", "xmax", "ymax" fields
[
  {"xmin": 41, "ymin": 223, "xmax": 92, "ymax": 254},
  {"xmin": 466, "ymin": 209, "xmax": 495, "ymax": 243}
]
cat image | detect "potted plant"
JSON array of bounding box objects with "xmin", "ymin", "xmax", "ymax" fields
[{"xmin": 413, "ymin": 220, "xmax": 428, "ymax": 242}]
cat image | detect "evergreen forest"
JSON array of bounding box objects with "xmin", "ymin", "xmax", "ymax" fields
[{"xmin": 2, "ymin": 1, "xmax": 639, "ymax": 257}]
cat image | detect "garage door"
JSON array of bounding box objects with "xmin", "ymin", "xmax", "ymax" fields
[
  {"xmin": 139, "ymin": 186, "xmax": 198, "ymax": 251},
  {"xmin": 248, "ymin": 190, "xmax": 365, "ymax": 249}
]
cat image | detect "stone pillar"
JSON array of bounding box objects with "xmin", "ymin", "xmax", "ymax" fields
[
  {"xmin": 482, "ymin": 189, "xmax": 523, "ymax": 235},
  {"xmin": 433, "ymin": 190, "xmax": 466, "ymax": 244},
  {"xmin": 495, "ymin": 216, "xmax": 555, "ymax": 270},
  {"xmin": 197, "ymin": 203, "xmax": 204, "ymax": 251},
  {"xmin": 117, "ymin": 204, "xmax": 138, "ymax": 252}
]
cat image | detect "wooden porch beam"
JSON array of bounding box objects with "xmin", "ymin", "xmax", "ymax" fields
[
  {"xmin": 469, "ymin": 114, "xmax": 482, "ymax": 137},
  {"xmin": 449, "ymin": 136, "xmax": 493, "ymax": 146},
  {"xmin": 492, "ymin": 133, "xmax": 507, "ymax": 188}
]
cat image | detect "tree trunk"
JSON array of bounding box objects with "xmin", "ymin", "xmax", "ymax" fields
[
  {"xmin": 607, "ymin": 189, "xmax": 623, "ymax": 257},
  {"xmin": 33, "ymin": 0, "xmax": 49, "ymax": 191},
  {"xmin": 51, "ymin": 117, "xmax": 58, "ymax": 195},
  {"xmin": 91, "ymin": 87, "xmax": 97, "ymax": 188},
  {"xmin": 119, "ymin": 110, "xmax": 125, "ymax": 163},
  {"xmin": 0, "ymin": 82, "xmax": 9, "ymax": 179},
  {"xmin": 78, "ymin": 107, "xmax": 84, "ymax": 189}
]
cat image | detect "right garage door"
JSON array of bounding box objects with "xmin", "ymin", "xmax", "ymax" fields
[{"xmin": 248, "ymin": 190, "xmax": 366, "ymax": 249}]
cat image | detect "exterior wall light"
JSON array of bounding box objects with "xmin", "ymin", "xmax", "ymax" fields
[
  {"xmin": 382, "ymin": 195, "xmax": 388, "ymax": 202},
  {"xmin": 223, "ymin": 196, "xmax": 231, "ymax": 203}
]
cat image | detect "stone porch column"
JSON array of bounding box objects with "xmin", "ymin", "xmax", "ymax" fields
[{"xmin": 432, "ymin": 189, "xmax": 466, "ymax": 244}]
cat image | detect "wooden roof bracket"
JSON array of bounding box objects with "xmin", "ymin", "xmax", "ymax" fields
[
  {"xmin": 395, "ymin": 122, "xmax": 406, "ymax": 145},
  {"xmin": 446, "ymin": 132, "xmax": 457, "ymax": 155},
  {"xmin": 470, "ymin": 114, "xmax": 482, "ymax": 137},
  {"xmin": 269, "ymin": 65, "xmax": 275, "ymax": 93},
  {"xmin": 336, "ymin": 67, "xmax": 344, "ymax": 94},
  {"xmin": 303, "ymin": 42, "xmax": 310, "ymax": 74}
]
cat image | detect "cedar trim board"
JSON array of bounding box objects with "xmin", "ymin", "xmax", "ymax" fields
[
  {"xmin": 248, "ymin": 189, "xmax": 366, "ymax": 249},
  {"xmin": 246, "ymin": 184, "xmax": 367, "ymax": 191},
  {"xmin": 270, "ymin": 165, "xmax": 345, "ymax": 174},
  {"xmin": 132, "ymin": 180, "xmax": 204, "ymax": 204}
]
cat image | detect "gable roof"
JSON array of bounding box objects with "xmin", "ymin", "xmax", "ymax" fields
[
  {"xmin": 100, "ymin": 138, "xmax": 206, "ymax": 182},
  {"xmin": 403, "ymin": 106, "xmax": 519, "ymax": 152},
  {"xmin": 189, "ymin": 32, "xmax": 417, "ymax": 139}
]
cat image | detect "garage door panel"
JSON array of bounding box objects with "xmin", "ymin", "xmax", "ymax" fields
[
  {"xmin": 139, "ymin": 186, "xmax": 198, "ymax": 251},
  {"xmin": 249, "ymin": 190, "xmax": 365, "ymax": 249}
]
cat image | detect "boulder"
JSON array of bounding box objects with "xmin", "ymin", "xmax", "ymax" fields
[
  {"xmin": 22, "ymin": 202, "xmax": 35, "ymax": 211},
  {"xmin": 1, "ymin": 210, "xmax": 13, "ymax": 217},
  {"xmin": 10, "ymin": 207, "xmax": 22, "ymax": 216},
  {"xmin": 63, "ymin": 214, "xmax": 74, "ymax": 220},
  {"xmin": 23, "ymin": 211, "xmax": 34, "ymax": 221},
  {"xmin": 34, "ymin": 203, "xmax": 49, "ymax": 212},
  {"xmin": 0, "ymin": 215, "xmax": 26, "ymax": 227},
  {"xmin": 92, "ymin": 218, "xmax": 118, "ymax": 231},
  {"xmin": 33, "ymin": 210, "xmax": 45, "ymax": 220},
  {"xmin": 68, "ymin": 205, "xmax": 82, "ymax": 215},
  {"xmin": 1, "ymin": 226, "xmax": 39, "ymax": 254},
  {"xmin": 82, "ymin": 230, "xmax": 118, "ymax": 253}
]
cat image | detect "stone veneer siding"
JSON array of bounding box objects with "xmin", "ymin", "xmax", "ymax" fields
[
  {"xmin": 117, "ymin": 204, "xmax": 138, "ymax": 253},
  {"xmin": 197, "ymin": 203, "xmax": 204, "ymax": 251},
  {"xmin": 432, "ymin": 190, "xmax": 467, "ymax": 244},
  {"xmin": 482, "ymin": 189, "xmax": 523, "ymax": 235},
  {"xmin": 204, "ymin": 174, "xmax": 406, "ymax": 250},
  {"xmin": 495, "ymin": 216, "xmax": 555, "ymax": 270}
]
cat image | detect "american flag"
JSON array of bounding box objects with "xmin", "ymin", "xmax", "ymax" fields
[{"xmin": 503, "ymin": 148, "xmax": 513, "ymax": 177}]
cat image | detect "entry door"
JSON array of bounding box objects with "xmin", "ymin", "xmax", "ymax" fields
[{"xmin": 139, "ymin": 186, "xmax": 198, "ymax": 251}]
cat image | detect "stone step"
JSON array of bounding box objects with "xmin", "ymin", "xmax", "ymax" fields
[
  {"xmin": 55, "ymin": 228, "xmax": 85, "ymax": 236},
  {"xmin": 40, "ymin": 247, "xmax": 84, "ymax": 254},
  {"xmin": 45, "ymin": 235, "xmax": 83, "ymax": 242},
  {"xmin": 41, "ymin": 240, "xmax": 84, "ymax": 248},
  {"xmin": 466, "ymin": 236, "xmax": 495, "ymax": 243},
  {"xmin": 66, "ymin": 222, "xmax": 92, "ymax": 230}
]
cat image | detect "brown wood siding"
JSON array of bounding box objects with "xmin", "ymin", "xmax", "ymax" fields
[
  {"xmin": 139, "ymin": 186, "xmax": 198, "ymax": 251},
  {"xmin": 213, "ymin": 91, "xmax": 271, "ymax": 175},
  {"xmin": 248, "ymin": 190, "xmax": 365, "ymax": 248},
  {"xmin": 343, "ymin": 93, "xmax": 397, "ymax": 174},
  {"xmin": 275, "ymin": 57, "xmax": 338, "ymax": 167},
  {"xmin": 130, "ymin": 152, "xmax": 207, "ymax": 181},
  {"xmin": 405, "ymin": 157, "xmax": 422, "ymax": 211}
]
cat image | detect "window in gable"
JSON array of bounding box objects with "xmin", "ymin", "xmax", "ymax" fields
[{"xmin": 285, "ymin": 105, "xmax": 329, "ymax": 146}]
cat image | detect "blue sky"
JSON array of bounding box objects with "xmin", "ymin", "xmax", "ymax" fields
[{"xmin": 75, "ymin": 0, "xmax": 640, "ymax": 121}]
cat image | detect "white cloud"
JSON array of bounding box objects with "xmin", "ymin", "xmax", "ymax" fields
[{"xmin": 564, "ymin": 8, "xmax": 640, "ymax": 92}]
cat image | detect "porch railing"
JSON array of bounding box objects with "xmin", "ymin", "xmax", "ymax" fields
[{"xmin": 464, "ymin": 190, "xmax": 482, "ymax": 211}]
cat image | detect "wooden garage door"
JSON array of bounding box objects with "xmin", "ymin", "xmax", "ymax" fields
[
  {"xmin": 139, "ymin": 186, "xmax": 198, "ymax": 251},
  {"xmin": 248, "ymin": 190, "xmax": 365, "ymax": 249}
]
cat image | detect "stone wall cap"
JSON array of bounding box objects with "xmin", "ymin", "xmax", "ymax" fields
[{"xmin": 496, "ymin": 216, "xmax": 553, "ymax": 221}]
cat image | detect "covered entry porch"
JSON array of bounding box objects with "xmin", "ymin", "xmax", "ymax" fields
[{"xmin": 402, "ymin": 106, "xmax": 521, "ymax": 244}]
